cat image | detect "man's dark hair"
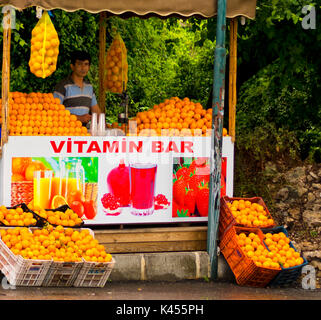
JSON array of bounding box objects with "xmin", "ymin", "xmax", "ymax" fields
[{"xmin": 70, "ymin": 50, "xmax": 91, "ymax": 65}]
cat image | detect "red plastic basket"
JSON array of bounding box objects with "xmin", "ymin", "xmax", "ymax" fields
[
  {"xmin": 219, "ymin": 196, "xmax": 277, "ymax": 240},
  {"xmin": 220, "ymin": 226, "xmax": 280, "ymax": 288}
]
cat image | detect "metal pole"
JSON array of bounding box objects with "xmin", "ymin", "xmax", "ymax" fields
[{"xmin": 207, "ymin": 0, "xmax": 227, "ymax": 279}]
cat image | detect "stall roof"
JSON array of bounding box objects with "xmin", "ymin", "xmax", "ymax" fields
[{"xmin": 1, "ymin": 0, "xmax": 257, "ymax": 19}]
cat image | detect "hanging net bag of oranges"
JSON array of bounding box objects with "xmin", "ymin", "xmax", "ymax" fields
[
  {"xmin": 104, "ymin": 32, "xmax": 128, "ymax": 94},
  {"xmin": 29, "ymin": 11, "xmax": 60, "ymax": 78}
]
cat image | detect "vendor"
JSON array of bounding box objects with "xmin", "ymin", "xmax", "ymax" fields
[{"xmin": 53, "ymin": 50, "xmax": 102, "ymax": 126}]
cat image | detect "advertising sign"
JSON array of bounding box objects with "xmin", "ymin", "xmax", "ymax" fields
[{"xmin": 0, "ymin": 136, "xmax": 234, "ymax": 225}]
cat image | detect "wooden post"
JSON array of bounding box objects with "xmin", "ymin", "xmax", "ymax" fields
[
  {"xmin": 207, "ymin": 0, "xmax": 227, "ymax": 280},
  {"xmin": 1, "ymin": 9, "xmax": 12, "ymax": 157},
  {"xmin": 228, "ymin": 18, "xmax": 237, "ymax": 143},
  {"xmin": 98, "ymin": 11, "xmax": 107, "ymax": 114}
]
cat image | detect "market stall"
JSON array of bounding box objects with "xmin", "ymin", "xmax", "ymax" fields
[{"xmin": 0, "ymin": 0, "xmax": 257, "ymax": 283}]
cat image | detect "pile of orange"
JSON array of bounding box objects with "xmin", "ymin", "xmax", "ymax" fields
[
  {"xmin": 263, "ymin": 232, "xmax": 304, "ymax": 268},
  {"xmin": 129, "ymin": 97, "xmax": 229, "ymax": 137},
  {"xmin": 35, "ymin": 208, "xmax": 83, "ymax": 227},
  {"xmin": 237, "ymin": 232, "xmax": 281, "ymax": 270},
  {"xmin": 227, "ymin": 199, "xmax": 275, "ymax": 228},
  {"xmin": 7, "ymin": 92, "xmax": 89, "ymax": 136},
  {"xmin": 0, "ymin": 226, "xmax": 113, "ymax": 263},
  {"xmin": 29, "ymin": 12, "xmax": 59, "ymax": 78},
  {"xmin": 0, "ymin": 205, "xmax": 37, "ymax": 226}
]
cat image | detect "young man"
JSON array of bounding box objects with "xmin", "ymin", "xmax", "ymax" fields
[{"xmin": 53, "ymin": 50, "xmax": 102, "ymax": 125}]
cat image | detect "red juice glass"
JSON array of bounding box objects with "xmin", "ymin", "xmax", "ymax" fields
[{"xmin": 129, "ymin": 163, "xmax": 157, "ymax": 216}]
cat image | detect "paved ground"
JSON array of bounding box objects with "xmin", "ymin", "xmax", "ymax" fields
[{"xmin": 0, "ymin": 280, "xmax": 320, "ymax": 300}]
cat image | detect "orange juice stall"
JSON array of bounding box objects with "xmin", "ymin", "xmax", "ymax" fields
[{"xmin": 0, "ymin": 1, "xmax": 256, "ymax": 271}]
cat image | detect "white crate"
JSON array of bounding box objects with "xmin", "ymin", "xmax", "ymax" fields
[
  {"xmin": 73, "ymin": 258, "xmax": 115, "ymax": 288},
  {"xmin": 42, "ymin": 260, "xmax": 83, "ymax": 287},
  {"xmin": 73, "ymin": 228, "xmax": 115, "ymax": 287},
  {"xmin": 0, "ymin": 228, "xmax": 52, "ymax": 286},
  {"xmin": 41, "ymin": 227, "xmax": 93, "ymax": 287}
]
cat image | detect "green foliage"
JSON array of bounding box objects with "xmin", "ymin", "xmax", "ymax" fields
[
  {"xmin": 310, "ymin": 230, "xmax": 318, "ymax": 238},
  {"xmin": 236, "ymin": 0, "xmax": 321, "ymax": 163},
  {"xmin": 236, "ymin": 59, "xmax": 320, "ymax": 163},
  {"xmin": 236, "ymin": 122, "xmax": 300, "ymax": 167}
]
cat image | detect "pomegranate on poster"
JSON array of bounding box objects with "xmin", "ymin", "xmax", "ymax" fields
[{"xmin": 107, "ymin": 160, "xmax": 130, "ymax": 207}]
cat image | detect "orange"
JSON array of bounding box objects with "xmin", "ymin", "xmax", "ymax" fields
[
  {"xmin": 248, "ymin": 232, "xmax": 256, "ymax": 240},
  {"xmin": 24, "ymin": 161, "xmax": 46, "ymax": 181},
  {"xmin": 272, "ymin": 233, "xmax": 280, "ymax": 242}
]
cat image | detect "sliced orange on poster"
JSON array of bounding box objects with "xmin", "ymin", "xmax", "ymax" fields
[{"xmin": 51, "ymin": 195, "xmax": 68, "ymax": 209}]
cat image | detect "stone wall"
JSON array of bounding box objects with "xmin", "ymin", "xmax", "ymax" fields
[{"xmin": 265, "ymin": 163, "xmax": 321, "ymax": 287}]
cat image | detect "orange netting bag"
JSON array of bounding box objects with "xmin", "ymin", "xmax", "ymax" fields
[
  {"xmin": 29, "ymin": 11, "xmax": 60, "ymax": 78},
  {"xmin": 104, "ymin": 32, "xmax": 128, "ymax": 93}
]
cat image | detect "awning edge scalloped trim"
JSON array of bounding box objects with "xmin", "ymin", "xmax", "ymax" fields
[{"xmin": 1, "ymin": 4, "xmax": 256, "ymax": 20}]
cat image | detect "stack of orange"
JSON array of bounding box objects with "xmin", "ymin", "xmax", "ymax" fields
[
  {"xmin": 7, "ymin": 91, "xmax": 89, "ymax": 136},
  {"xmin": 130, "ymin": 96, "xmax": 229, "ymax": 137},
  {"xmin": 0, "ymin": 205, "xmax": 37, "ymax": 226},
  {"xmin": 237, "ymin": 232, "xmax": 281, "ymax": 270},
  {"xmin": 0, "ymin": 226, "xmax": 113, "ymax": 263},
  {"xmin": 227, "ymin": 199, "xmax": 275, "ymax": 228},
  {"xmin": 263, "ymin": 232, "xmax": 305, "ymax": 268},
  {"xmin": 35, "ymin": 208, "xmax": 83, "ymax": 227}
]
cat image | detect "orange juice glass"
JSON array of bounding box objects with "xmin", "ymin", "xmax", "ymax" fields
[
  {"xmin": 50, "ymin": 175, "xmax": 67, "ymax": 203},
  {"xmin": 61, "ymin": 158, "xmax": 85, "ymax": 201},
  {"xmin": 33, "ymin": 170, "xmax": 53, "ymax": 209},
  {"xmin": 51, "ymin": 176, "xmax": 61, "ymax": 198}
]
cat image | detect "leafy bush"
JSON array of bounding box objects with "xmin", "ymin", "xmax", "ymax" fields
[
  {"xmin": 235, "ymin": 0, "xmax": 321, "ymax": 163},
  {"xmin": 236, "ymin": 59, "xmax": 320, "ymax": 163}
]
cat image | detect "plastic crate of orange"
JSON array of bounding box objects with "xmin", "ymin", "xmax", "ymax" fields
[
  {"xmin": 0, "ymin": 227, "xmax": 52, "ymax": 286},
  {"xmin": 219, "ymin": 196, "xmax": 276, "ymax": 240},
  {"xmin": 219, "ymin": 226, "xmax": 280, "ymax": 288},
  {"xmin": 262, "ymin": 226, "xmax": 308, "ymax": 287}
]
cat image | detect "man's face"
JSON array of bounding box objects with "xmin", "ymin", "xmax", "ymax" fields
[{"xmin": 71, "ymin": 59, "xmax": 90, "ymax": 78}]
